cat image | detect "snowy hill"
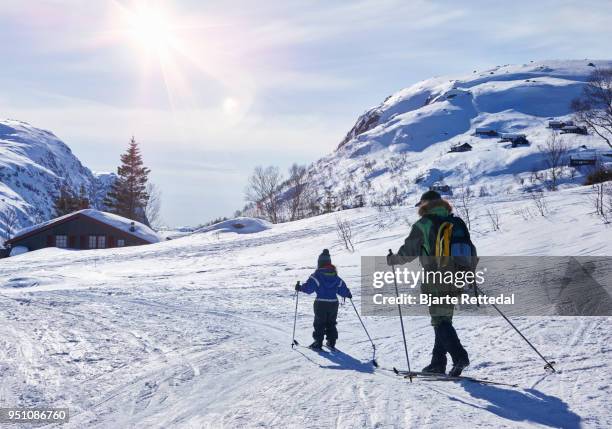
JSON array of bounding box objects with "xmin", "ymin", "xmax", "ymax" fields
[
  {"xmin": 195, "ymin": 217, "xmax": 273, "ymax": 235},
  {"xmin": 0, "ymin": 187, "xmax": 610, "ymax": 427},
  {"xmin": 0, "ymin": 119, "xmax": 114, "ymax": 240},
  {"xmin": 310, "ymin": 60, "xmax": 612, "ymax": 206}
]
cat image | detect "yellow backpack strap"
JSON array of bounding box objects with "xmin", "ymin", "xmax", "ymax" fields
[
  {"xmin": 442, "ymin": 222, "xmax": 453, "ymax": 257},
  {"xmin": 435, "ymin": 222, "xmax": 453, "ymax": 267},
  {"xmin": 435, "ymin": 222, "xmax": 452, "ymax": 256}
]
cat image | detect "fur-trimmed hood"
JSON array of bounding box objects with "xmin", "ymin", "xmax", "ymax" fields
[{"xmin": 418, "ymin": 198, "xmax": 453, "ymax": 217}]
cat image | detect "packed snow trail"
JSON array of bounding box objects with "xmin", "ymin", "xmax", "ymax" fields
[{"xmin": 0, "ymin": 191, "xmax": 610, "ymax": 428}]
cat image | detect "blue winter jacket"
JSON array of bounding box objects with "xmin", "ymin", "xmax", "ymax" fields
[{"xmin": 300, "ymin": 265, "xmax": 351, "ymax": 302}]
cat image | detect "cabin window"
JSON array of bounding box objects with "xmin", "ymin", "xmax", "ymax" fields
[
  {"xmin": 55, "ymin": 235, "xmax": 68, "ymax": 248},
  {"xmin": 117, "ymin": 239, "xmax": 126, "ymax": 247},
  {"xmin": 88, "ymin": 235, "xmax": 107, "ymax": 249}
]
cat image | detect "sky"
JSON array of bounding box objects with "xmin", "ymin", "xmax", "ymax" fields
[{"xmin": 1, "ymin": 0, "xmax": 611, "ymax": 226}]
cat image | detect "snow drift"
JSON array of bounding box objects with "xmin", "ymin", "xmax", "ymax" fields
[{"xmin": 195, "ymin": 217, "xmax": 273, "ymax": 235}]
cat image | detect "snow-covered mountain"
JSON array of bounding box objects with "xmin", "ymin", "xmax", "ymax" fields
[
  {"xmin": 0, "ymin": 119, "xmax": 114, "ymax": 239},
  {"xmin": 310, "ymin": 60, "xmax": 612, "ymax": 206}
]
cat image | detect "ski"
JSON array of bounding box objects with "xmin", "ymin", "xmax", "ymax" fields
[
  {"xmin": 300, "ymin": 345, "xmax": 329, "ymax": 353},
  {"xmin": 392, "ymin": 367, "xmax": 518, "ymax": 387}
]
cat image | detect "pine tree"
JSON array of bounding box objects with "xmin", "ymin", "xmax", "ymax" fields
[{"xmin": 103, "ymin": 137, "xmax": 151, "ymax": 224}]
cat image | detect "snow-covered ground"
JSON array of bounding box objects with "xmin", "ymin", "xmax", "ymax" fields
[{"xmin": 0, "ymin": 186, "xmax": 610, "ymax": 428}]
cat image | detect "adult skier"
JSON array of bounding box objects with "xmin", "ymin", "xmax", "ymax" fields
[
  {"xmin": 295, "ymin": 249, "xmax": 352, "ymax": 350},
  {"xmin": 387, "ymin": 190, "xmax": 473, "ymax": 377}
]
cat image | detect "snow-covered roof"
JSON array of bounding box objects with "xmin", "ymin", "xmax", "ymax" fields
[
  {"xmin": 561, "ymin": 125, "xmax": 585, "ymax": 131},
  {"xmin": 11, "ymin": 209, "xmax": 161, "ymax": 244},
  {"xmin": 500, "ymin": 133, "xmax": 527, "ymax": 139},
  {"xmin": 570, "ymin": 151, "xmax": 598, "ymax": 160}
]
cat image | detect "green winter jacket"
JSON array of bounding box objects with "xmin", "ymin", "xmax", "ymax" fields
[{"xmin": 394, "ymin": 201, "xmax": 456, "ymax": 325}]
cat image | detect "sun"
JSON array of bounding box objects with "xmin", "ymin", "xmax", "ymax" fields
[{"xmin": 123, "ymin": 3, "xmax": 177, "ymax": 55}]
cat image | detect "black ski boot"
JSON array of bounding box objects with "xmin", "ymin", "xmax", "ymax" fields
[
  {"xmin": 422, "ymin": 363, "xmax": 446, "ymax": 374},
  {"xmin": 449, "ymin": 358, "xmax": 470, "ymax": 377},
  {"xmin": 437, "ymin": 321, "xmax": 469, "ymax": 377},
  {"xmin": 422, "ymin": 325, "xmax": 447, "ymax": 374},
  {"xmin": 325, "ymin": 340, "xmax": 336, "ymax": 350},
  {"xmin": 309, "ymin": 341, "xmax": 323, "ymax": 350}
]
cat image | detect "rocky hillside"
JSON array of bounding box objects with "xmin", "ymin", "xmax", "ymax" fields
[
  {"xmin": 0, "ymin": 119, "xmax": 114, "ymax": 241},
  {"xmin": 309, "ymin": 60, "xmax": 612, "ymax": 208}
]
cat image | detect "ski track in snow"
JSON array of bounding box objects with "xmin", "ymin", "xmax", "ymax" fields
[{"xmin": 0, "ymin": 190, "xmax": 610, "ymax": 428}]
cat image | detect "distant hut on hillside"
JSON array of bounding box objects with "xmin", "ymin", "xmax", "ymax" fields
[
  {"xmin": 499, "ymin": 133, "xmax": 527, "ymax": 143},
  {"xmin": 474, "ymin": 128, "xmax": 498, "ymax": 137},
  {"xmin": 511, "ymin": 136, "xmax": 530, "ymax": 147},
  {"xmin": 548, "ymin": 120, "xmax": 574, "ymax": 129},
  {"xmin": 430, "ymin": 182, "xmax": 451, "ymax": 194},
  {"xmin": 560, "ymin": 125, "xmax": 588, "ymax": 135},
  {"xmin": 449, "ymin": 143, "xmax": 473, "ymax": 153},
  {"xmin": 498, "ymin": 133, "xmax": 530, "ymax": 147},
  {"xmin": 569, "ymin": 152, "xmax": 597, "ymax": 166}
]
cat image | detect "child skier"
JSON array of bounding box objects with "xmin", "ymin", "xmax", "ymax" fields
[{"xmin": 295, "ymin": 249, "xmax": 352, "ymax": 350}]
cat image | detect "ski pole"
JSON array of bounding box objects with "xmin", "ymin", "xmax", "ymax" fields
[
  {"xmin": 291, "ymin": 281, "xmax": 300, "ymax": 348},
  {"xmin": 388, "ymin": 250, "xmax": 412, "ymax": 381},
  {"xmin": 349, "ymin": 298, "xmax": 378, "ymax": 367},
  {"xmin": 475, "ymin": 285, "xmax": 556, "ymax": 372}
]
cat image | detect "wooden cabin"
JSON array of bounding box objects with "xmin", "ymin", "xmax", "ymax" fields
[
  {"xmin": 499, "ymin": 133, "xmax": 527, "ymax": 143},
  {"xmin": 5, "ymin": 209, "xmax": 160, "ymax": 255},
  {"xmin": 474, "ymin": 128, "xmax": 498, "ymax": 137},
  {"xmin": 430, "ymin": 183, "xmax": 451, "ymax": 194},
  {"xmin": 449, "ymin": 143, "xmax": 473, "ymax": 153},
  {"xmin": 548, "ymin": 120, "xmax": 574, "ymax": 130},
  {"xmin": 560, "ymin": 125, "xmax": 588, "ymax": 135},
  {"xmin": 569, "ymin": 153, "xmax": 597, "ymax": 166},
  {"xmin": 499, "ymin": 133, "xmax": 530, "ymax": 147},
  {"xmin": 511, "ymin": 136, "xmax": 530, "ymax": 147}
]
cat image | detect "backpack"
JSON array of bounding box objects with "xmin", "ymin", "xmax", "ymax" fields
[{"xmin": 427, "ymin": 215, "xmax": 478, "ymax": 271}]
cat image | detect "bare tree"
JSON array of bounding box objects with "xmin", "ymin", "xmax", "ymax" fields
[
  {"xmin": 486, "ymin": 207, "xmax": 502, "ymax": 231},
  {"xmin": 590, "ymin": 182, "xmax": 612, "ymax": 224},
  {"xmin": 0, "ymin": 206, "xmax": 19, "ymax": 243},
  {"xmin": 513, "ymin": 207, "xmax": 535, "ymax": 221},
  {"xmin": 335, "ymin": 216, "xmax": 355, "ymax": 252},
  {"xmin": 245, "ymin": 166, "xmax": 283, "ymax": 223},
  {"xmin": 572, "ymin": 67, "xmax": 612, "ymax": 149},
  {"xmin": 454, "ymin": 180, "xmax": 475, "ymax": 229},
  {"xmin": 538, "ymin": 131, "xmax": 569, "ymax": 190},
  {"xmin": 304, "ymin": 187, "xmax": 320, "ymax": 217},
  {"xmin": 286, "ymin": 164, "xmax": 309, "ymax": 221},
  {"xmin": 530, "ymin": 191, "xmax": 548, "ymax": 217},
  {"xmin": 144, "ymin": 183, "xmax": 163, "ymax": 229}
]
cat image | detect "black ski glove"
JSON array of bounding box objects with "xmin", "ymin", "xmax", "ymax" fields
[
  {"xmin": 347, "ymin": 291, "xmax": 352, "ymax": 299},
  {"xmin": 387, "ymin": 250, "xmax": 399, "ymax": 266},
  {"xmin": 294, "ymin": 281, "xmax": 301, "ymax": 292}
]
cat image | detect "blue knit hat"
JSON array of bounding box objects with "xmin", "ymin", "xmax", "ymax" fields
[{"xmin": 317, "ymin": 249, "xmax": 332, "ymax": 267}]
